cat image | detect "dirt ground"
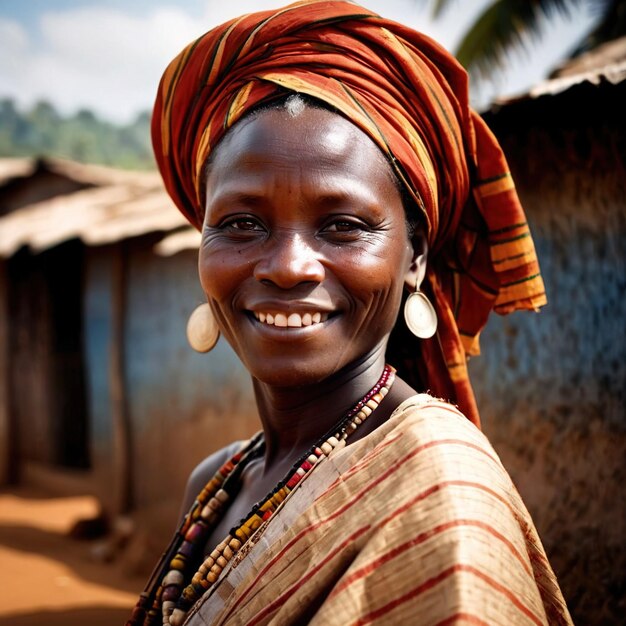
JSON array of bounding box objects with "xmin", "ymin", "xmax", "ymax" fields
[{"xmin": 0, "ymin": 485, "xmax": 145, "ymax": 626}]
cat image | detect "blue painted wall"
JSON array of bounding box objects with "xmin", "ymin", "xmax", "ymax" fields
[{"xmin": 473, "ymin": 93, "xmax": 625, "ymax": 624}]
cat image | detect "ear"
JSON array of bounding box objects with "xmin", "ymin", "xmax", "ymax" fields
[{"xmin": 404, "ymin": 230, "xmax": 428, "ymax": 292}]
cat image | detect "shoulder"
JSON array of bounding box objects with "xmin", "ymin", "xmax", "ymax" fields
[
  {"xmin": 386, "ymin": 394, "xmax": 503, "ymax": 472},
  {"xmin": 364, "ymin": 394, "xmax": 520, "ymax": 522},
  {"xmin": 178, "ymin": 440, "xmax": 246, "ymax": 520}
]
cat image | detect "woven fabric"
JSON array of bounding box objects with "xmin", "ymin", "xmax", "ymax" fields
[
  {"xmin": 184, "ymin": 396, "xmax": 571, "ymax": 625},
  {"xmin": 151, "ymin": 0, "xmax": 547, "ymax": 425}
]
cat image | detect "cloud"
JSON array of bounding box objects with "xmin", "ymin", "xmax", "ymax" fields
[
  {"xmin": 0, "ymin": 5, "xmax": 208, "ymax": 122},
  {"xmin": 0, "ymin": 0, "xmax": 438, "ymax": 122},
  {"xmin": 0, "ymin": 1, "xmax": 595, "ymax": 122}
]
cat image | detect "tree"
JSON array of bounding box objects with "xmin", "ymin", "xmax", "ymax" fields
[{"xmin": 425, "ymin": 0, "xmax": 626, "ymax": 80}]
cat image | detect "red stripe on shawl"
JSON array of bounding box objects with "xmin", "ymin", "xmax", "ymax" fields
[
  {"xmin": 350, "ymin": 564, "xmax": 544, "ymax": 626},
  {"xmin": 327, "ymin": 516, "xmax": 533, "ymax": 602},
  {"xmin": 234, "ymin": 437, "xmax": 504, "ymax": 607},
  {"xmin": 232, "ymin": 456, "xmax": 526, "ymax": 602},
  {"xmin": 339, "ymin": 403, "xmax": 475, "ymax": 488},
  {"xmin": 243, "ymin": 524, "xmax": 372, "ymax": 626}
]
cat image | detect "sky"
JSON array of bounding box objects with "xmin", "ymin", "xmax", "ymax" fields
[{"xmin": 0, "ymin": 0, "xmax": 598, "ymax": 123}]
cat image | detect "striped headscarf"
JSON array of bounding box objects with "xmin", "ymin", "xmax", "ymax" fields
[{"xmin": 152, "ymin": 0, "xmax": 546, "ymax": 426}]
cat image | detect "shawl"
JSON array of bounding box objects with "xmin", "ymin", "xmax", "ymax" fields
[
  {"xmin": 151, "ymin": 0, "xmax": 547, "ymax": 425},
  {"xmin": 183, "ymin": 396, "xmax": 572, "ymax": 625}
]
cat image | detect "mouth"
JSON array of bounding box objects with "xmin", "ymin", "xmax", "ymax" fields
[{"xmin": 251, "ymin": 310, "xmax": 331, "ymax": 328}]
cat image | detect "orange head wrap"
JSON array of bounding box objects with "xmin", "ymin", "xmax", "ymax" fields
[{"xmin": 152, "ymin": 0, "xmax": 546, "ymax": 426}]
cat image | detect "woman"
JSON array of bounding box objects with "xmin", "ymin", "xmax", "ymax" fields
[{"xmin": 128, "ymin": 1, "xmax": 571, "ymax": 624}]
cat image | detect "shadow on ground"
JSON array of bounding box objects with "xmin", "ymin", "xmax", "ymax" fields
[{"xmin": 0, "ymin": 607, "xmax": 129, "ymax": 626}]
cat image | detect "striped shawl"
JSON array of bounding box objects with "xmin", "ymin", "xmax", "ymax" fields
[{"xmin": 184, "ymin": 396, "xmax": 572, "ymax": 625}]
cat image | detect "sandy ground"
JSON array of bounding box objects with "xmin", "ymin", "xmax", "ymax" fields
[{"xmin": 0, "ymin": 486, "xmax": 145, "ymax": 626}]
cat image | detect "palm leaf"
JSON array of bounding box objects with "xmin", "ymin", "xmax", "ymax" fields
[{"xmin": 454, "ymin": 0, "xmax": 582, "ymax": 78}]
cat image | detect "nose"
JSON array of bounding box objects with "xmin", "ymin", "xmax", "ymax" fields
[{"xmin": 253, "ymin": 231, "xmax": 325, "ymax": 288}]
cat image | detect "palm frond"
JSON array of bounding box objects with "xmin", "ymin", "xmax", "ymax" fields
[
  {"xmin": 412, "ymin": 0, "xmax": 458, "ymax": 19},
  {"xmin": 431, "ymin": 0, "xmax": 456, "ymax": 18},
  {"xmin": 455, "ymin": 0, "xmax": 583, "ymax": 79}
]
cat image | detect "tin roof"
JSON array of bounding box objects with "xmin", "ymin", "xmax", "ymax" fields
[
  {"xmin": 493, "ymin": 36, "xmax": 626, "ymax": 105},
  {"xmin": 0, "ymin": 157, "xmax": 188, "ymax": 257}
]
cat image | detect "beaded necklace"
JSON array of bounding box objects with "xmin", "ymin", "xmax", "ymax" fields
[{"xmin": 127, "ymin": 365, "xmax": 396, "ymax": 626}]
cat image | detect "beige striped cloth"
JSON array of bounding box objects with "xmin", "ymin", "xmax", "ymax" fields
[{"xmin": 185, "ymin": 395, "xmax": 571, "ymax": 625}]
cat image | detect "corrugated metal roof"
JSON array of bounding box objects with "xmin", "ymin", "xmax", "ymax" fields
[
  {"xmin": 154, "ymin": 227, "xmax": 201, "ymax": 257},
  {"xmin": 0, "ymin": 157, "xmax": 188, "ymax": 257},
  {"xmin": 0, "ymin": 158, "xmax": 35, "ymax": 186},
  {"xmin": 494, "ymin": 36, "xmax": 626, "ymax": 104}
]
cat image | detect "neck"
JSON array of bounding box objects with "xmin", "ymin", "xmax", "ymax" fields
[{"xmin": 252, "ymin": 350, "xmax": 389, "ymax": 469}]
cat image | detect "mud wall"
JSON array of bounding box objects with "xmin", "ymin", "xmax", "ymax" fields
[{"xmin": 474, "ymin": 86, "xmax": 626, "ymax": 624}]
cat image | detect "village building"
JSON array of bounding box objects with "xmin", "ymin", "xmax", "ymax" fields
[{"xmin": 0, "ymin": 38, "xmax": 623, "ymax": 623}]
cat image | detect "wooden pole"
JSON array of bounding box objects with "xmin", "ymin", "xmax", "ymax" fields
[
  {"xmin": 0, "ymin": 259, "xmax": 18, "ymax": 484},
  {"xmin": 110, "ymin": 243, "xmax": 133, "ymax": 514}
]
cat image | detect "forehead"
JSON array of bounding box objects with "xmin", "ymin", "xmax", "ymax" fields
[{"xmin": 207, "ymin": 106, "xmax": 397, "ymax": 186}]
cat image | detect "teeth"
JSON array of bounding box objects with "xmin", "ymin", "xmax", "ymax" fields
[
  {"xmin": 287, "ymin": 313, "xmax": 302, "ymax": 327},
  {"xmin": 252, "ymin": 311, "xmax": 329, "ymax": 328}
]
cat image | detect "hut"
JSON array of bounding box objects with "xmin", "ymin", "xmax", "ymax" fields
[
  {"xmin": 0, "ymin": 38, "xmax": 623, "ymax": 618},
  {"xmin": 0, "ymin": 157, "xmax": 257, "ymax": 558},
  {"xmin": 474, "ymin": 37, "xmax": 626, "ymax": 624}
]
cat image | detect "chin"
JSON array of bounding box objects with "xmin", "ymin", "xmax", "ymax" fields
[{"xmin": 246, "ymin": 357, "xmax": 345, "ymax": 389}]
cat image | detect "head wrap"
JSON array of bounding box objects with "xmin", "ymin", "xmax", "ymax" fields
[{"xmin": 152, "ymin": 0, "xmax": 546, "ymax": 426}]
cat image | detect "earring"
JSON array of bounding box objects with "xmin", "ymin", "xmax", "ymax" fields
[
  {"xmin": 186, "ymin": 303, "xmax": 220, "ymax": 352},
  {"xmin": 404, "ymin": 287, "xmax": 437, "ymax": 339}
]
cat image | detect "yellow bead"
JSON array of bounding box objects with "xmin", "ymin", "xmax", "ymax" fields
[
  {"xmin": 210, "ymin": 563, "xmax": 221, "ymax": 576},
  {"xmin": 320, "ymin": 442, "xmax": 333, "ymax": 455}
]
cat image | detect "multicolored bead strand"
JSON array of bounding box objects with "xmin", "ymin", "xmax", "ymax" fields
[{"xmin": 127, "ymin": 366, "xmax": 395, "ymax": 626}]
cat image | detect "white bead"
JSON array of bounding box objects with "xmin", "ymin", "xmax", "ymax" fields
[
  {"xmin": 170, "ymin": 609, "xmax": 187, "ymax": 626},
  {"xmin": 162, "ymin": 570, "xmax": 184, "ymax": 586},
  {"xmin": 215, "ymin": 489, "xmax": 229, "ymax": 503}
]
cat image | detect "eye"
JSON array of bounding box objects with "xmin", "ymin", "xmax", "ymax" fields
[
  {"xmin": 320, "ymin": 216, "xmax": 370, "ymax": 240},
  {"xmin": 219, "ymin": 215, "xmax": 265, "ymax": 232},
  {"xmin": 324, "ymin": 220, "xmax": 361, "ymax": 232}
]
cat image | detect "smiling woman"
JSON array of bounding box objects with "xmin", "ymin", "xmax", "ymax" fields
[
  {"xmin": 200, "ymin": 103, "xmax": 414, "ymax": 388},
  {"xmin": 127, "ymin": 2, "xmax": 572, "ymax": 625}
]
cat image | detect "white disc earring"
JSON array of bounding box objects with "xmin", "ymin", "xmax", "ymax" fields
[
  {"xmin": 186, "ymin": 303, "xmax": 220, "ymax": 352},
  {"xmin": 404, "ymin": 289, "xmax": 437, "ymax": 339}
]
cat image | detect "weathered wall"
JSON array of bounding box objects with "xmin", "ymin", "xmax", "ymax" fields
[
  {"xmin": 474, "ymin": 84, "xmax": 626, "ymax": 624},
  {"xmin": 84, "ymin": 236, "xmax": 258, "ymax": 553},
  {"xmin": 123, "ymin": 238, "xmax": 258, "ymax": 511}
]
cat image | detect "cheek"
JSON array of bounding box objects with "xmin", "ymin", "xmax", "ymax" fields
[
  {"xmin": 198, "ymin": 248, "xmax": 242, "ymax": 302},
  {"xmin": 335, "ymin": 240, "xmax": 411, "ymax": 313}
]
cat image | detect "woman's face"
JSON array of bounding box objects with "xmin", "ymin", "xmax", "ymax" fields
[{"xmin": 200, "ymin": 106, "xmax": 414, "ymax": 386}]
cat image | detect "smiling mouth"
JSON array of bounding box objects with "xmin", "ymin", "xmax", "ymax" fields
[{"xmin": 251, "ymin": 311, "xmax": 330, "ymax": 328}]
